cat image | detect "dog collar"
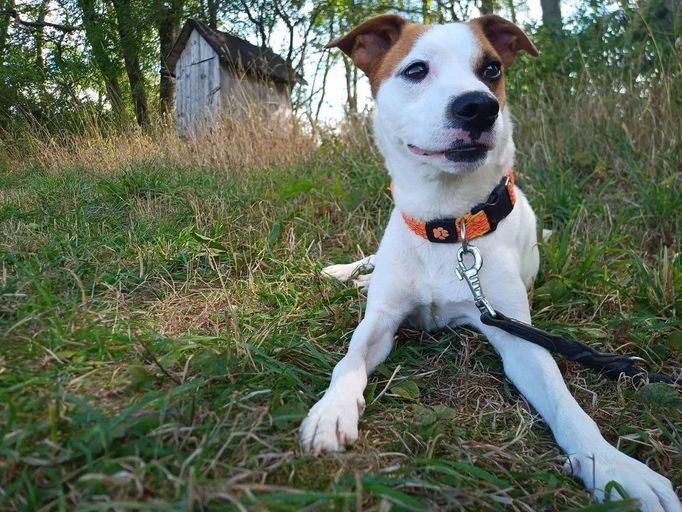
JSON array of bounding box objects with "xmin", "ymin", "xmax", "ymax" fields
[{"xmin": 399, "ymin": 170, "xmax": 516, "ymax": 243}]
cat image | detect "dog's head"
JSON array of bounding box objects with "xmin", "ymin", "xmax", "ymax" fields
[{"xmin": 327, "ymin": 15, "xmax": 537, "ymax": 175}]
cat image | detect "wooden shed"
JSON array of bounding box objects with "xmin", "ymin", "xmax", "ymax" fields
[{"xmin": 165, "ymin": 19, "xmax": 303, "ymax": 135}]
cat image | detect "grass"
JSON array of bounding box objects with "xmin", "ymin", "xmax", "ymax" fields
[
  {"xmin": 0, "ymin": 112, "xmax": 316, "ymax": 174},
  {"xmin": 1, "ymin": 70, "xmax": 681, "ymax": 510}
]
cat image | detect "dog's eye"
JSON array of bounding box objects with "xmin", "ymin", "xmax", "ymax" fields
[
  {"xmin": 402, "ymin": 61, "xmax": 428, "ymax": 81},
  {"xmin": 481, "ymin": 61, "xmax": 502, "ymax": 80}
]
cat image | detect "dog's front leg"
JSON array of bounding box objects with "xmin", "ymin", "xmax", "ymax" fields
[
  {"xmin": 300, "ymin": 304, "xmax": 403, "ymax": 454},
  {"xmin": 475, "ymin": 283, "xmax": 680, "ymax": 511}
]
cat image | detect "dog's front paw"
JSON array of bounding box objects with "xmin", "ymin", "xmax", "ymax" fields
[
  {"xmin": 322, "ymin": 263, "xmax": 362, "ymax": 283},
  {"xmin": 299, "ymin": 393, "xmax": 365, "ymax": 454},
  {"xmin": 565, "ymin": 446, "xmax": 681, "ymax": 512},
  {"xmin": 351, "ymin": 273, "xmax": 371, "ymax": 292},
  {"xmin": 321, "ymin": 256, "xmax": 375, "ymax": 284}
]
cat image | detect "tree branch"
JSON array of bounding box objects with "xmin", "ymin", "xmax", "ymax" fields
[{"xmin": 0, "ymin": 9, "xmax": 80, "ymax": 32}]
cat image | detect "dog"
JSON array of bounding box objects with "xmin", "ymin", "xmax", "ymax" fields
[{"xmin": 299, "ymin": 14, "xmax": 681, "ymax": 511}]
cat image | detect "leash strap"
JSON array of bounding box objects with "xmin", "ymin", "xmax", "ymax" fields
[
  {"xmin": 455, "ymin": 242, "xmax": 673, "ymax": 384},
  {"xmin": 479, "ymin": 310, "xmax": 672, "ymax": 384}
]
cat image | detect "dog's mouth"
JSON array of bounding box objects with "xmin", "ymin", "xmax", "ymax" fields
[{"xmin": 407, "ymin": 143, "xmax": 490, "ymax": 162}]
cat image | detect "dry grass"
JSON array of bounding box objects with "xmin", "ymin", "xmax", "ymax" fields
[
  {"xmin": 514, "ymin": 67, "xmax": 680, "ymax": 183},
  {"xmin": 0, "ymin": 110, "xmax": 316, "ymax": 174}
]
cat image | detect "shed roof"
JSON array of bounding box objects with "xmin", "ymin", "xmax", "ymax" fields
[{"xmin": 165, "ymin": 19, "xmax": 304, "ymax": 84}]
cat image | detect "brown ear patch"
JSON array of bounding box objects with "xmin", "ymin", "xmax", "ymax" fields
[
  {"xmin": 469, "ymin": 15, "xmax": 538, "ymax": 68},
  {"xmin": 325, "ymin": 15, "xmax": 407, "ymax": 78},
  {"xmin": 326, "ymin": 15, "xmax": 428, "ymax": 96},
  {"xmin": 371, "ymin": 23, "xmax": 429, "ymax": 95},
  {"xmin": 468, "ymin": 23, "xmax": 507, "ymax": 109}
]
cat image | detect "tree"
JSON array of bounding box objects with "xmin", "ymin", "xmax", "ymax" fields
[
  {"xmin": 540, "ymin": 0, "xmax": 561, "ymax": 31},
  {"xmin": 158, "ymin": 0, "xmax": 183, "ymax": 116},
  {"xmin": 206, "ymin": 0, "xmax": 217, "ymax": 28},
  {"xmin": 479, "ymin": 0, "xmax": 495, "ymax": 15},
  {"xmin": 0, "ymin": 0, "xmax": 14, "ymax": 64},
  {"xmin": 236, "ymin": 0, "xmax": 277, "ymax": 48},
  {"xmin": 78, "ymin": 0, "xmax": 126, "ymax": 119},
  {"xmin": 111, "ymin": 0, "xmax": 149, "ymax": 126},
  {"xmin": 34, "ymin": 0, "xmax": 48, "ymax": 74},
  {"xmin": 422, "ymin": 0, "xmax": 431, "ymax": 22},
  {"xmin": 313, "ymin": 0, "xmax": 390, "ymax": 115}
]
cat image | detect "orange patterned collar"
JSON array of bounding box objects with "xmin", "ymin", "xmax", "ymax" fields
[{"xmin": 398, "ymin": 170, "xmax": 516, "ymax": 243}]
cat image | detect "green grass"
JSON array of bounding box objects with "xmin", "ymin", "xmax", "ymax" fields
[{"xmin": 1, "ymin": 79, "xmax": 681, "ymax": 510}]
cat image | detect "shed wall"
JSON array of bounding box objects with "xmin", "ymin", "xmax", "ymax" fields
[
  {"xmin": 175, "ymin": 28, "xmax": 221, "ymax": 135},
  {"xmin": 219, "ymin": 67, "xmax": 292, "ymax": 119}
]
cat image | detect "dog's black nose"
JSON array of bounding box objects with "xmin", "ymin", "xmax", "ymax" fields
[{"xmin": 449, "ymin": 92, "xmax": 499, "ymax": 132}]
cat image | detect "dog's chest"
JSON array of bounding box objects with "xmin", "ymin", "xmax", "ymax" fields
[{"xmin": 406, "ymin": 247, "xmax": 476, "ymax": 330}]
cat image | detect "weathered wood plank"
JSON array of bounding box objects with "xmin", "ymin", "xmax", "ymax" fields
[{"xmin": 175, "ymin": 28, "xmax": 219, "ymax": 135}]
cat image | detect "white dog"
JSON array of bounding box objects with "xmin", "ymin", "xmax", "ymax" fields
[{"xmin": 299, "ymin": 14, "xmax": 681, "ymax": 511}]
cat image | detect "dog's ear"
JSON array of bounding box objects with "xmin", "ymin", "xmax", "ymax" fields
[
  {"xmin": 470, "ymin": 15, "xmax": 538, "ymax": 67},
  {"xmin": 325, "ymin": 15, "xmax": 408, "ymax": 78}
]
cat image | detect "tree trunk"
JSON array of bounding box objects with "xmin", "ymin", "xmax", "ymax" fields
[
  {"xmin": 479, "ymin": 0, "xmax": 495, "ymax": 15},
  {"xmin": 111, "ymin": 0, "xmax": 149, "ymax": 127},
  {"xmin": 239, "ymin": 0, "xmax": 268, "ymax": 48},
  {"xmin": 0, "ymin": 0, "xmax": 12, "ymax": 120},
  {"xmin": 273, "ymin": 0, "xmax": 296, "ymax": 82},
  {"xmin": 35, "ymin": 0, "xmax": 48, "ymax": 73},
  {"xmin": 540, "ymin": 0, "xmax": 561, "ymax": 31},
  {"xmin": 206, "ymin": 0, "xmax": 217, "ymax": 28},
  {"xmin": 78, "ymin": 0, "xmax": 126, "ymax": 119},
  {"xmin": 505, "ymin": 0, "xmax": 517, "ymax": 24},
  {"xmin": 159, "ymin": 0, "xmax": 182, "ymax": 117},
  {"xmin": 0, "ymin": 0, "xmax": 14, "ymax": 64},
  {"xmin": 314, "ymin": 50, "xmax": 332, "ymax": 123},
  {"xmin": 343, "ymin": 55, "xmax": 357, "ymax": 115},
  {"xmin": 421, "ymin": 0, "xmax": 430, "ymax": 22}
]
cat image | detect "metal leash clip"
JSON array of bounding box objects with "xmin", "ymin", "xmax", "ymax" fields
[{"xmin": 455, "ymin": 221, "xmax": 497, "ymax": 318}]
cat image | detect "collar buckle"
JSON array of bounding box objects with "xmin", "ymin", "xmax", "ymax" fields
[{"xmin": 470, "ymin": 179, "xmax": 514, "ymax": 232}]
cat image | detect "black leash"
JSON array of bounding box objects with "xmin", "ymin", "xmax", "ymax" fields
[
  {"xmin": 479, "ymin": 309, "xmax": 673, "ymax": 384},
  {"xmin": 454, "ymin": 225, "xmax": 675, "ymax": 385}
]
